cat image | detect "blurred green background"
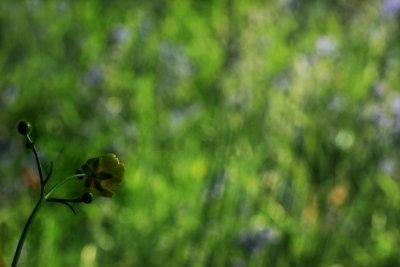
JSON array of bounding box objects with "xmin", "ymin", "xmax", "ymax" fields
[{"xmin": 1, "ymin": 0, "xmax": 400, "ymax": 266}]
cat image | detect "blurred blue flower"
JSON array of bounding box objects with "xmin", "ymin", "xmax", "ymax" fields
[
  {"xmin": 328, "ymin": 95, "xmax": 345, "ymax": 113},
  {"xmin": 204, "ymin": 170, "xmax": 226, "ymax": 201},
  {"xmin": 390, "ymin": 95, "xmax": 400, "ymax": 114},
  {"xmin": 84, "ymin": 67, "xmax": 104, "ymax": 87},
  {"xmin": 315, "ymin": 36, "xmax": 337, "ymax": 56},
  {"xmin": 168, "ymin": 104, "xmax": 202, "ymax": 135},
  {"xmin": 389, "ymin": 94, "xmax": 400, "ymax": 138},
  {"xmin": 238, "ymin": 228, "xmax": 280, "ymax": 254},
  {"xmin": 392, "ymin": 113, "xmax": 400, "ymax": 142},
  {"xmin": 374, "ymin": 108, "xmax": 391, "ymax": 129},
  {"xmin": 372, "ymin": 82, "xmax": 387, "ymax": 100},
  {"xmin": 108, "ymin": 26, "xmax": 130, "ymax": 48},
  {"xmin": 138, "ymin": 15, "xmax": 154, "ymax": 36},
  {"xmin": 1, "ymin": 86, "xmax": 19, "ymax": 106},
  {"xmin": 157, "ymin": 42, "xmax": 193, "ymax": 93},
  {"xmin": 381, "ymin": 0, "xmax": 400, "ymax": 17},
  {"xmin": 380, "ymin": 158, "xmax": 396, "ymax": 175}
]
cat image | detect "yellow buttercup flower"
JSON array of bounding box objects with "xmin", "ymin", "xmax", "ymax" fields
[{"xmin": 81, "ymin": 153, "xmax": 125, "ymax": 197}]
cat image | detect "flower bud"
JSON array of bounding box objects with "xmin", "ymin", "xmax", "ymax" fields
[
  {"xmin": 17, "ymin": 121, "xmax": 32, "ymax": 136},
  {"xmin": 81, "ymin": 192, "xmax": 94, "ymax": 204}
]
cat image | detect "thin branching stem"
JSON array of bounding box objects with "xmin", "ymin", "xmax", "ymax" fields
[
  {"xmin": 12, "ymin": 133, "xmax": 47, "ymax": 267},
  {"xmin": 11, "ymin": 198, "xmax": 45, "ymax": 267},
  {"xmin": 27, "ymin": 135, "xmax": 45, "ymax": 197},
  {"xmin": 45, "ymin": 174, "xmax": 86, "ymax": 199},
  {"xmin": 12, "ymin": 127, "xmax": 88, "ymax": 267}
]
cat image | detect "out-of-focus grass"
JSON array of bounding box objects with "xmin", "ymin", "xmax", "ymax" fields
[{"xmin": 1, "ymin": 0, "xmax": 400, "ymax": 266}]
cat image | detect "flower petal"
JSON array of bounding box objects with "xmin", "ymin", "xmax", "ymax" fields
[{"xmin": 81, "ymin": 153, "xmax": 125, "ymax": 197}]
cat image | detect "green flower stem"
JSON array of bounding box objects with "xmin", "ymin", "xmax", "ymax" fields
[
  {"xmin": 46, "ymin": 198, "xmax": 81, "ymax": 215},
  {"xmin": 12, "ymin": 126, "xmax": 90, "ymax": 267},
  {"xmin": 12, "ymin": 132, "xmax": 47, "ymax": 267},
  {"xmin": 11, "ymin": 175, "xmax": 85, "ymax": 267},
  {"xmin": 45, "ymin": 174, "xmax": 86, "ymax": 199},
  {"xmin": 11, "ymin": 197, "xmax": 45, "ymax": 267},
  {"xmin": 27, "ymin": 135, "xmax": 45, "ymax": 197}
]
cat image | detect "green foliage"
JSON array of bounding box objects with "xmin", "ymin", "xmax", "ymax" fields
[{"xmin": 1, "ymin": 0, "xmax": 400, "ymax": 266}]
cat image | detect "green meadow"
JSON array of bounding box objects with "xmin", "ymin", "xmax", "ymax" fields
[{"xmin": 1, "ymin": 1, "xmax": 400, "ymax": 266}]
